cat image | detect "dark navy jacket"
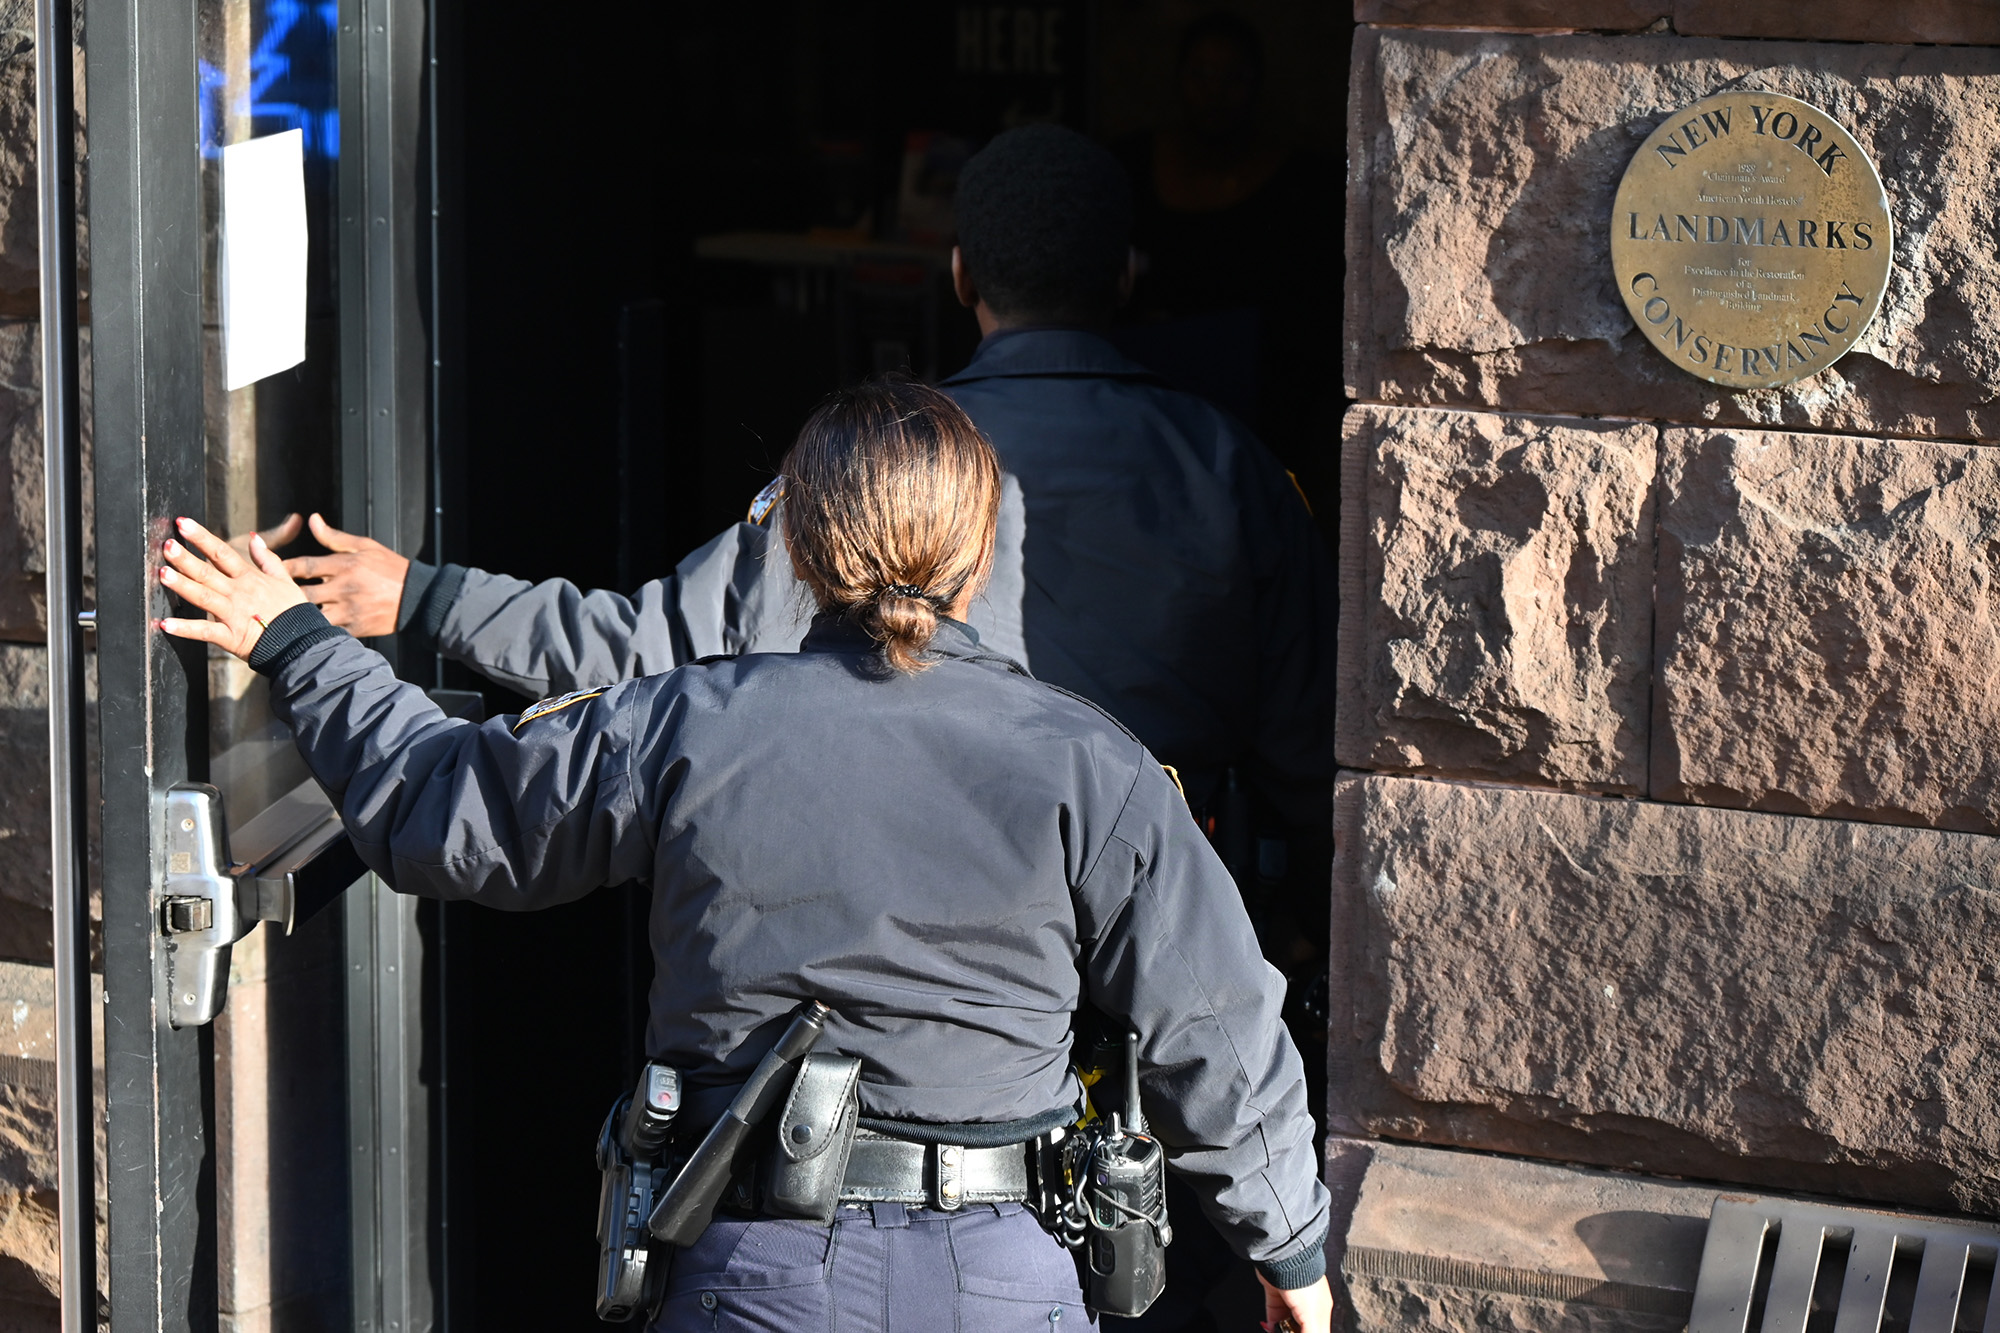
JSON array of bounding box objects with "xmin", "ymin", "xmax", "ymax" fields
[
  {"xmin": 257, "ymin": 607, "xmax": 1331, "ymax": 1286},
  {"xmin": 402, "ymin": 329, "xmax": 1336, "ymax": 825}
]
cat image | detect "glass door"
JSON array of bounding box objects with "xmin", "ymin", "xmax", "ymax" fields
[
  {"xmin": 86, "ymin": 0, "xmax": 221, "ymax": 1314},
  {"xmin": 199, "ymin": 0, "xmax": 342, "ymax": 820},
  {"xmin": 82, "ymin": 0, "xmax": 433, "ymax": 1320},
  {"xmin": 197, "ymin": 4, "xmax": 359, "ymax": 1331}
]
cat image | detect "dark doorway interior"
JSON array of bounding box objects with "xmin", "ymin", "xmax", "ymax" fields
[{"xmin": 424, "ymin": 4, "xmax": 1349, "ymax": 1328}]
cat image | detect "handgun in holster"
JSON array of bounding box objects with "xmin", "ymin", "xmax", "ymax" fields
[
  {"xmin": 646, "ymin": 999, "xmax": 835, "ymax": 1246},
  {"xmin": 595, "ymin": 999, "xmax": 837, "ymax": 1322},
  {"xmin": 594, "ymin": 1062, "xmax": 681, "ymax": 1321}
]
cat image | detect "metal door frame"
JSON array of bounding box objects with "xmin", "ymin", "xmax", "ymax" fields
[
  {"xmin": 78, "ymin": 0, "xmax": 436, "ymax": 1323},
  {"xmin": 85, "ymin": 0, "xmax": 217, "ymax": 1318},
  {"xmin": 35, "ymin": 0, "xmax": 95, "ymax": 1320},
  {"xmin": 337, "ymin": 0, "xmax": 433, "ymax": 1323}
]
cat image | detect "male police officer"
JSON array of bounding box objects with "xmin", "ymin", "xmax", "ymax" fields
[
  {"xmin": 279, "ymin": 123, "xmax": 1334, "ymax": 894},
  {"xmin": 274, "ymin": 125, "xmax": 1334, "ymax": 1329}
]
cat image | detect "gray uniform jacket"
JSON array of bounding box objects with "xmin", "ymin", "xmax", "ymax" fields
[
  {"xmin": 254, "ymin": 605, "xmax": 1330, "ymax": 1288},
  {"xmin": 400, "ymin": 328, "xmax": 1336, "ymax": 826}
]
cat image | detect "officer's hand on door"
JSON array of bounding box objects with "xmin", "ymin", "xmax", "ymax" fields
[
  {"xmin": 274, "ymin": 512, "xmax": 410, "ymax": 638},
  {"xmin": 1258, "ymin": 1272, "xmax": 1335, "ymax": 1333},
  {"xmin": 158, "ymin": 517, "xmax": 307, "ymax": 661}
]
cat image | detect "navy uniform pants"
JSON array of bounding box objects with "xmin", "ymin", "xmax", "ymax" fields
[{"xmin": 649, "ymin": 1201, "xmax": 1092, "ymax": 1332}]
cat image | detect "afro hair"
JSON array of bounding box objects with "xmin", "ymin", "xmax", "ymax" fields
[{"xmin": 954, "ymin": 124, "xmax": 1133, "ymax": 325}]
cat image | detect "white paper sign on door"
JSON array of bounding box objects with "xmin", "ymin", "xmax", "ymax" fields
[{"xmin": 220, "ymin": 129, "xmax": 308, "ymax": 391}]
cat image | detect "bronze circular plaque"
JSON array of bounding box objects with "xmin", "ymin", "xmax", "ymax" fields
[{"xmin": 1610, "ymin": 91, "xmax": 1892, "ymax": 390}]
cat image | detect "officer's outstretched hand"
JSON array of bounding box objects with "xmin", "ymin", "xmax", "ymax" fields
[
  {"xmin": 1258, "ymin": 1273, "xmax": 1335, "ymax": 1333},
  {"xmin": 228, "ymin": 511, "xmax": 308, "ymax": 561},
  {"xmin": 158, "ymin": 517, "xmax": 308, "ymax": 661},
  {"xmin": 276, "ymin": 512, "xmax": 409, "ymax": 638}
]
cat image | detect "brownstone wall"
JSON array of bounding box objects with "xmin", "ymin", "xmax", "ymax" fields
[
  {"xmin": 1334, "ymin": 0, "xmax": 2000, "ymax": 1255},
  {"xmin": 0, "ymin": 7, "xmax": 101, "ymax": 1324},
  {"xmin": 0, "ymin": 4, "xmax": 94, "ymax": 955},
  {"xmin": 1355, "ymin": 0, "xmax": 2000, "ymax": 45}
]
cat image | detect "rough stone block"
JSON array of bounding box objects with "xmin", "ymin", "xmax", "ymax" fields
[
  {"xmin": 1328, "ymin": 771, "xmax": 2000, "ymax": 1213},
  {"xmin": 1355, "ymin": 2, "xmax": 2000, "ymax": 44},
  {"xmin": 0, "ymin": 17, "xmax": 94, "ymax": 641},
  {"xmin": 0, "ymin": 644, "xmax": 98, "ymax": 966},
  {"xmin": 1338, "ymin": 405, "xmax": 1655, "ymax": 792},
  {"xmin": 1655, "ymin": 426, "xmax": 2000, "ymax": 833},
  {"xmin": 1327, "ymin": 1137, "xmax": 1715, "ymax": 1333},
  {"xmin": 0, "ymin": 321, "xmax": 93, "ymax": 644},
  {"xmin": 0, "ymin": 962, "xmax": 105, "ymax": 1326},
  {"xmin": 1346, "ymin": 29, "xmax": 2000, "ymax": 440},
  {"xmin": 1674, "ymin": 2, "xmax": 2000, "ymax": 45},
  {"xmin": 1325, "ymin": 1136, "xmax": 2000, "ymax": 1333},
  {"xmin": 0, "ymin": 12, "xmax": 88, "ymax": 321},
  {"xmin": 1356, "ymin": 1, "xmax": 1668, "ymax": 29}
]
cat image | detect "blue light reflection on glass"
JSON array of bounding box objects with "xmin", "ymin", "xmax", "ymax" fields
[{"xmin": 199, "ymin": 0, "xmax": 339, "ymax": 159}]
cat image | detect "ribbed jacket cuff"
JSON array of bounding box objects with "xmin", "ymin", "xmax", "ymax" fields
[
  {"xmin": 247, "ymin": 603, "xmax": 348, "ymax": 677},
  {"xmin": 398, "ymin": 561, "xmax": 465, "ymax": 653},
  {"xmin": 396, "ymin": 560, "xmax": 437, "ymax": 631},
  {"xmin": 1255, "ymin": 1224, "xmax": 1329, "ymax": 1290}
]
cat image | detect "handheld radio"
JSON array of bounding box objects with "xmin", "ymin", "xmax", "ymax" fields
[{"xmin": 1081, "ymin": 1032, "xmax": 1171, "ymax": 1317}]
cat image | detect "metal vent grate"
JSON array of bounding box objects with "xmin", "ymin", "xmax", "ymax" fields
[{"xmin": 1692, "ymin": 1196, "xmax": 2000, "ymax": 1333}]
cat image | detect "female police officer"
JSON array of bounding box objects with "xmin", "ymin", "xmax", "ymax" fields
[{"xmin": 158, "ymin": 379, "xmax": 1333, "ymax": 1332}]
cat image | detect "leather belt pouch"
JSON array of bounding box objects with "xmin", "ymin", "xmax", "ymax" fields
[
  {"xmin": 839, "ymin": 1132, "xmax": 1031, "ymax": 1207},
  {"xmin": 761, "ymin": 1053, "xmax": 861, "ymax": 1224}
]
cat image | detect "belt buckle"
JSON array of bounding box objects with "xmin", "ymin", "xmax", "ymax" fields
[{"xmin": 931, "ymin": 1143, "xmax": 965, "ymax": 1211}]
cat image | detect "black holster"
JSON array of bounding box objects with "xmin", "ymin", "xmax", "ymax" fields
[{"xmin": 759, "ymin": 1053, "xmax": 861, "ymax": 1223}]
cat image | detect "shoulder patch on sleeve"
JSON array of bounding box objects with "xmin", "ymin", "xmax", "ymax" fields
[
  {"xmin": 1160, "ymin": 764, "xmax": 1187, "ymax": 806},
  {"xmin": 746, "ymin": 478, "xmax": 784, "ymax": 526},
  {"xmin": 512, "ymin": 687, "xmax": 607, "ymax": 732}
]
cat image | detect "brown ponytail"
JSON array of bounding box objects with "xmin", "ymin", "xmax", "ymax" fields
[{"xmin": 780, "ymin": 376, "xmax": 1001, "ymax": 674}]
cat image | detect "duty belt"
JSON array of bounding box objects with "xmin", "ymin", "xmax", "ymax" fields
[
  {"xmin": 835, "ymin": 1129, "xmax": 1031, "ymax": 1209},
  {"xmin": 721, "ymin": 1127, "xmax": 1033, "ymax": 1215}
]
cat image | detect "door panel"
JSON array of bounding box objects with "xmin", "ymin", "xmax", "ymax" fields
[
  {"xmin": 334, "ymin": 0, "xmax": 435, "ymax": 1322},
  {"xmin": 85, "ymin": 0, "xmax": 434, "ymax": 1320},
  {"xmin": 199, "ymin": 0, "xmax": 342, "ymax": 827},
  {"xmin": 195, "ymin": 2, "xmax": 362, "ymax": 1325},
  {"xmin": 86, "ymin": 0, "xmax": 216, "ymax": 1315}
]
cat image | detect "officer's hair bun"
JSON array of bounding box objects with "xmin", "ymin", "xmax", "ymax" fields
[{"xmin": 780, "ymin": 375, "xmax": 1001, "ymax": 675}]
